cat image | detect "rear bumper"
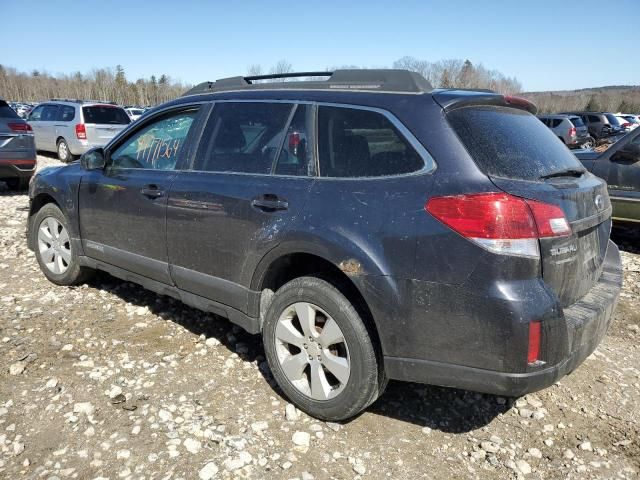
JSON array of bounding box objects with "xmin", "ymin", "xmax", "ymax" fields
[
  {"xmin": 384, "ymin": 240, "xmax": 622, "ymax": 396},
  {"xmin": 0, "ymin": 160, "xmax": 36, "ymax": 179}
]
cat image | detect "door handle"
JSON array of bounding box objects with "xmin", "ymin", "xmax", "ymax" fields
[
  {"xmin": 140, "ymin": 184, "xmax": 165, "ymax": 198},
  {"xmin": 251, "ymin": 195, "xmax": 288, "ymax": 211}
]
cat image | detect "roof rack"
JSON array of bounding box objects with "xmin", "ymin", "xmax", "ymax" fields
[
  {"xmin": 182, "ymin": 69, "xmax": 433, "ymax": 96},
  {"xmin": 49, "ymin": 98, "xmax": 118, "ymax": 105}
]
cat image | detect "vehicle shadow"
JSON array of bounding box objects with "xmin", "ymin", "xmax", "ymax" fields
[
  {"xmin": 611, "ymin": 224, "xmax": 640, "ymax": 254},
  {"xmin": 85, "ymin": 271, "xmax": 511, "ymax": 432}
]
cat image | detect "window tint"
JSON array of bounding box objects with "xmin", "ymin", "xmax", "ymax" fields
[
  {"xmin": 28, "ymin": 105, "xmax": 44, "ymax": 121},
  {"xmin": 41, "ymin": 105, "xmax": 59, "ymax": 121},
  {"xmin": 447, "ymin": 105, "xmax": 584, "ymax": 181},
  {"xmin": 588, "ymin": 115, "xmax": 600, "ymax": 123},
  {"xmin": 318, "ymin": 106, "xmax": 424, "ymax": 177},
  {"xmin": 605, "ymin": 114, "xmax": 623, "ymax": 126},
  {"xmin": 196, "ymin": 102, "xmax": 293, "ymax": 174},
  {"xmin": 58, "ymin": 105, "xmax": 75, "ymax": 122},
  {"xmin": 274, "ymin": 105, "xmax": 312, "ymax": 176},
  {"xmin": 109, "ymin": 109, "xmax": 199, "ymax": 170},
  {"xmin": 551, "ymin": 119, "xmax": 562, "ymax": 128},
  {"xmin": 82, "ymin": 105, "xmax": 130, "ymax": 125},
  {"xmin": 0, "ymin": 101, "xmax": 20, "ymax": 119},
  {"xmin": 569, "ymin": 117, "xmax": 585, "ymax": 127}
]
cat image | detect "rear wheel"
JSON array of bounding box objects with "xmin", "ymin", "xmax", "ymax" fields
[
  {"xmin": 57, "ymin": 139, "xmax": 73, "ymax": 162},
  {"xmin": 582, "ymin": 136, "xmax": 595, "ymax": 149},
  {"xmin": 32, "ymin": 203, "xmax": 94, "ymax": 285},
  {"xmin": 262, "ymin": 276, "xmax": 384, "ymax": 421}
]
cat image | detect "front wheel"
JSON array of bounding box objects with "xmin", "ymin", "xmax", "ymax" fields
[
  {"xmin": 32, "ymin": 203, "xmax": 94, "ymax": 285},
  {"xmin": 262, "ymin": 276, "xmax": 384, "ymax": 421}
]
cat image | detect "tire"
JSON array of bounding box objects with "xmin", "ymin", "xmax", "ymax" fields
[
  {"xmin": 32, "ymin": 203, "xmax": 94, "ymax": 286},
  {"xmin": 5, "ymin": 177, "xmax": 29, "ymax": 191},
  {"xmin": 582, "ymin": 136, "xmax": 595, "ymax": 149},
  {"xmin": 262, "ymin": 276, "xmax": 384, "ymax": 421},
  {"xmin": 57, "ymin": 139, "xmax": 73, "ymax": 163}
]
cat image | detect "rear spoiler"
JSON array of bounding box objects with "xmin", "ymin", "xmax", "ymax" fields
[{"xmin": 432, "ymin": 89, "xmax": 537, "ymax": 115}]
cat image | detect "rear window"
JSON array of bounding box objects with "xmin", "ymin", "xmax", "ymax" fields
[
  {"xmin": 447, "ymin": 105, "xmax": 583, "ymax": 181},
  {"xmin": 0, "ymin": 101, "xmax": 20, "ymax": 119},
  {"xmin": 605, "ymin": 114, "xmax": 623, "ymax": 126},
  {"xmin": 82, "ymin": 106, "xmax": 130, "ymax": 125},
  {"xmin": 569, "ymin": 116, "xmax": 585, "ymax": 127}
]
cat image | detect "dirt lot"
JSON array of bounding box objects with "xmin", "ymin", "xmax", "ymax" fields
[{"xmin": 1, "ymin": 155, "xmax": 639, "ymax": 480}]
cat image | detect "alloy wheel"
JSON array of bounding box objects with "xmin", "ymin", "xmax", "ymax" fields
[
  {"xmin": 37, "ymin": 217, "xmax": 71, "ymax": 274},
  {"xmin": 274, "ymin": 302, "xmax": 351, "ymax": 400}
]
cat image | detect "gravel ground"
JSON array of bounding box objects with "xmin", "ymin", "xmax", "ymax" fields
[{"xmin": 0, "ymin": 154, "xmax": 638, "ymax": 480}]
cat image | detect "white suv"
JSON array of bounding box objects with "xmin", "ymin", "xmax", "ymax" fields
[{"xmin": 27, "ymin": 100, "xmax": 130, "ymax": 161}]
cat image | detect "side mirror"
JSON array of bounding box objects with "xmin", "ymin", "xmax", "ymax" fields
[
  {"xmin": 80, "ymin": 147, "xmax": 106, "ymax": 170},
  {"xmin": 613, "ymin": 142, "xmax": 640, "ymax": 162}
]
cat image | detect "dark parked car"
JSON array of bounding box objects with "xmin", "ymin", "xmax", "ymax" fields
[
  {"xmin": 0, "ymin": 99, "xmax": 37, "ymax": 190},
  {"xmin": 26, "ymin": 70, "xmax": 622, "ymax": 420},
  {"xmin": 574, "ymin": 127, "xmax": 640, "ymax": 223}
]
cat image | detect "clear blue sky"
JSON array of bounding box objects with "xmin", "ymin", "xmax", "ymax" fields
[{"xmin": 2, "ymin": 0, "xmax": 638, "ymax": 92}]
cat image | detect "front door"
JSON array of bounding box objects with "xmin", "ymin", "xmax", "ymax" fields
[
  {"xmin": 166, "ymin": 102, "xmax": 315, "ymax": 313},
  {"xmin": 78, "ymin": 107, "xmax": 202, "ymax": 283}
]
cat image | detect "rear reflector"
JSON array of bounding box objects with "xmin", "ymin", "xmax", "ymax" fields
[
  {"xmin": 8, "ymin": 122, "xmax": 32, "ymax": 133},
  {"xmin": 75, "ymin": 123, "xmax": 87, "ymax": 139},
  {"xmin": 527, "ymin": 321, "xmax": 542, "ymax": 364},
  {"xmin": 426, "ymin": 192, "xmax": 571, "ymax": 258}
]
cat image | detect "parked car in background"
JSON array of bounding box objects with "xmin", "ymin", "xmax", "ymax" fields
[
  {"xmin": 607, "ymin": 113, "xmax": 632, "ymax": 134},
  {"xmin": 562, "ymin": 112, "xmax": 620, "ymax": 139},
  {"xmin": 27, "ymin": 100, "xmax": 130, "ymax": 162},
  {"xmin": 574, "ymin": 127, "xmax": 640, "ymax": 223},
  {"xmin": 538, "ymin": 114, "xmax": 593, "ymax": 148},
  {"xmin": 0, "ymin": 99, "xmax": 36, "ymax": 190},
  {"xmin": 621, "ymin": 114, "xmax": 640, "ymax": 130},
  {"xmin": 124, "ymin": 107, "xmax": 144, "ymax": 121},
  {"xmin": 26, "ymin": 70, "xmax": 622, "ymax": 420}
]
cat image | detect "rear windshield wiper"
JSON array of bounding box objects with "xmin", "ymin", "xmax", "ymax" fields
[{"xmin": 540, "ymin": 168, "xmax": 586, "ymax": 180}]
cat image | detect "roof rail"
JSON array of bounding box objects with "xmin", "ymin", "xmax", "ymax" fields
[
  {"xmin": 49, "ymin": 98, "xmax": 118, "ymax": 105},
  {"xmin": 182, "ymin": 69, "xmax": 433, "ymax": 96}
]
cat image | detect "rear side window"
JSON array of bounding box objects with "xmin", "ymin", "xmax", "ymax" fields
[
  {"xmin": 83, "ymin": 106, "xmax": 130, "ymax": 125},
  {"xmin": 588, "ymin": 115, "xmax": 600, "ymax": 123},
  {"xmin": 0, "ymin": 101, "xmax": 20, "ymax": 119},
  {"xmin": 447, "ymin": 105, "xmax": 583, "ymax": 181},
  {"xmin": 551, "ymin": 119, "xmax": 562, "ymax": 128},
  {"xmin": 196, "ymin": 102, "xmax": 294, "ymax": 174},
  {"xmin": 318, "ymin": 106, "xmax": 424, "ymax": 177},
  {"xmin": 59, "ymin": 105, "xmax": 75, "ymax": 122},
  {"xmin": 569, "ymin": 117, "xmax": 585, "ymax": 127}
]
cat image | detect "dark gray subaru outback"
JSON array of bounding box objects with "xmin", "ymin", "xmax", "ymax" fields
[{"xmin": 27, "ymin": 70, "xmax": 622, "ymax": 420}]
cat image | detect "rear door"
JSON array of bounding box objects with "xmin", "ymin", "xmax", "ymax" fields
[
  {"xmin": 166, "ymin": 101, "xmax": 315, "ymax": 313},
  {"xmin": 82, "ymin": 105, "xmax": 131, "ymax": 148},
  {"xmin": 78, "ymin": 106, "xmax": 202, "ymax": 283},
  {"xmin": 447, "ymin": 105, "xmax": 612, "ymax": 307}
]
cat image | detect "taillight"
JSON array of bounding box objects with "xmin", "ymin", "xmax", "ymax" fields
[
  {"xmin": 425, "ymin": 192, "xmax": 571, "ymax": 258},
  {"xmin": 527, "ymin": 321, "xmax": 542, "ymax": 364},
  {"xmin": 75, "ymin": 123, "xmax": 87, "ymax": 139},
  {"xmin": 568, "ymin": 127, "xmax": 576, "ymax": 137},
  {"xmin": 622, "ymin": 122, "xmax": 631, "ymax": 128},
  {"xmin": 8, "ymin": 122, "xmax": 32, "ymax": 133}
]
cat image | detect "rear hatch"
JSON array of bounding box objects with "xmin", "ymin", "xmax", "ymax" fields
[
  {"xmin": 82, "ymin": 105, "xmax": 130, "ymax": 144},
  {"xmin": 446, "ymin": 104, "xmax": 611, "ymax": 307},
  {"xmin": 0, "ymin": 101, "xmax": 35, "ymax": 156},
  {"xmin": 568, "ymin": 116, "xmax": 589, "ymax": 138}
]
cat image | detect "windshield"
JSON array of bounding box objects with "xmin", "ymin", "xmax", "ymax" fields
[
  {"xmin": 82, "ymin": 106, "xmax": 130, "ymax": 125},
  {"xmin": 447, "ymin": 105, "xmax": 584, "ymax": 181}
]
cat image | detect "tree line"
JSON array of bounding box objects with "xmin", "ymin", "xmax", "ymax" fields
[
  {"xmin": 0, "ymin": 64, "xmax": 188, "ymax": 106},
  {"xmin": 521, "ymin": 87, "xmax": 640, "ymax": 114}
]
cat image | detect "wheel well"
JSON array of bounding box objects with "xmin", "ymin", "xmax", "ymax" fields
[
  {"xmin": 56, "ymin": 136, "xmax": 65, "ymax": 145},
  {"xmin": 258, "ymin": 253, "xmax": 384, "ymax": 360},
  {"xmin": 30, "ymin": 193, "xmax": 59, "ymax": 218}
]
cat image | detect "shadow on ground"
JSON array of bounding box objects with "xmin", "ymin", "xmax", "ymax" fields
[
  {"xmin": 81, "ymin": 271, "xmax": 511, "ymax": 433},
  {"xmin": 611, "ymin": 224, "xmax": 640, "ymax": 254}
]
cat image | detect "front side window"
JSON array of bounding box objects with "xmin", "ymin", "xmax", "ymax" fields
[
  {"xmin": 109, "ymin": 109, "xmax": 199, "ymax": 170},
  {"xmin": 317, "ymin": 106, "xmax": 424, "ymax": 178},
  {"xmin": 196, "ymin": 102, "xmax": 293, "ymax": 174},
  {"xmin": 28, "ymin": 105, "xmax": 44, "ymax": 121}
]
